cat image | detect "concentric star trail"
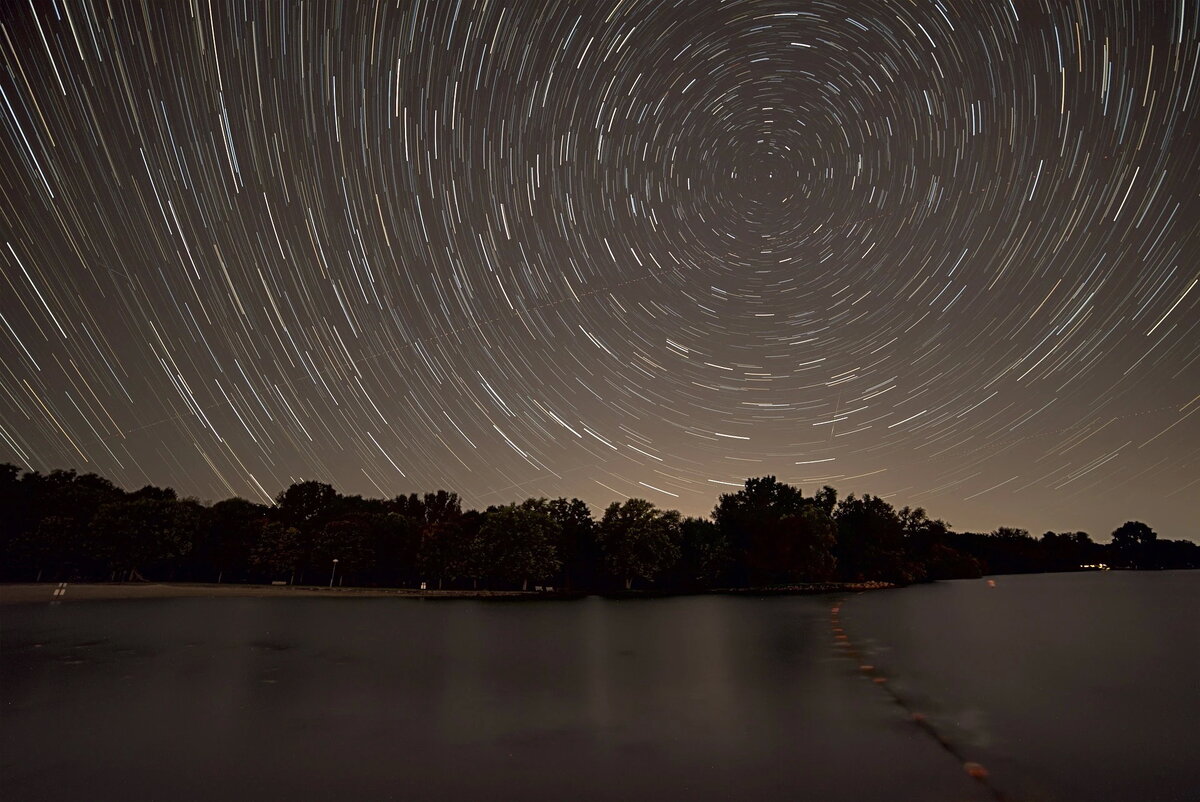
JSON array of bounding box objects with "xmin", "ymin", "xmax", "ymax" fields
[{"xmin": 1, "ymin": 0, "xmax": 1197, "ymax": 538}]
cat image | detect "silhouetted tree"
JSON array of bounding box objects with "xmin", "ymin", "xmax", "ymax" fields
[
  {"xmin": 274, "ymin": 480, "xmax": 347, "ymax": 582},
  {"xmin": 3, "ymin": 461, "xmax": 1194, "ymax": 588},
  {"xmin": 251, "ymin": 520, "xmax": 303, "ymax": 583},
  {"xmin": 370, "ymin": 512, "xmax": 421, "ymax": 586},
  {"xmin": 128, "ymin": 484, "xmax": 177, "ymax": 502},
  {"xmin": 813, "ymin": 485, "xmax": 838, "ymax": 516},
  {"xmin": 1152, "ymin": 538, "xmax": 1200, "ymax": 569},
  {"xmin": 714, "ymin": 477, "xmax": 837, "ymax": 585},
  {"xmin": 476, "ymin": 500, "xmax": 561, "ymax": 589},
  {"xmin": 899, "ymin": 507, "xmax": 982, "ymax": 580},
  {"xmin": 89, "ymin": 497, "xmax": 200, "ymax": 580},
  {"xmin": 598, "ymin": 498, "xmax": 681, "ymax": 590},
  {"xmin": 673, "ymin": 516, "xmax": 730, "ymax": 588},
  {"xmin": 833, "ymin": 494, "xmax": 912, "ymax": 582},
  {"xmin": 547, "ymin": 497, "xmax": 598, "ymax": 590},
  {"xmin": 390, "ymin": 490, "xmax": 466, "ymax": 588},
  {"xmin": 0, "ymin": 467, "xmax": 104, "ymax": 580},
  {"xmin": 311, "ymin": 516, "xmax": 379, "ymax": 584},
  {"xmin": 193, "ymin": 498, "xmax": 267, "ymax": 582},
  {"xmin": 276, "ymin": 481, "xmax": 338, "ymax": 528},
  {"xmin": 5, "ymin": 514, "xmax": 90, "ymax": 582},
  {"xmin": 1111, "ymin": 521, "xmax": 1157, "ymax": 569},
  {"xmin": 1040, "ymin": 531, "xmax": 1096, "ymax": 572}
]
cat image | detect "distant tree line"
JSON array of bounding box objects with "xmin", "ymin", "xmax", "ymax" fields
[{"xmin": 1, "ymin": 464, "xmax": 1196, "ymax": 589}]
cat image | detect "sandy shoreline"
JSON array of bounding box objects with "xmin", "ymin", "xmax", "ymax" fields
[
  {"xmin": 0, "ymin": 580, "xmax": 894, "ymax": 605},
  {"xmin": 0, "ymin": 582, "xmax": 539, "ymax": 605}
]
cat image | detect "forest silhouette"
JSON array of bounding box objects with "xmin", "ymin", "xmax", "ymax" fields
[{"xmin": 2, "ymin": 463, "xmax": 1195, "ymax": 590}]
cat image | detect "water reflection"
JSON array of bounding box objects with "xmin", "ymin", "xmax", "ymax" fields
[
  {"xmin": 2, "ymin": 594, "xmax": 999, "ymax": 800},
  {"xmin": 842, "ymin": 570, "xmax": 1200, "ymax": 802}
]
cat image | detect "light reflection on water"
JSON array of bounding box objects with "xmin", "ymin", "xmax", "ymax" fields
[{"xmin": 840, "ymin": 570, "xmax": 1200, "ymax": 802}]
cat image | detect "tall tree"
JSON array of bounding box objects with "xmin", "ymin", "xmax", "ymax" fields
[
  {"xmin": 834, "ymin": 494, "xmax": 909, "ymax": 582},
  {"xmin": 274, "ymin": 481, "xmax": 341, "ymax": 582},
  {"xmin": 1040, "ymin": 530, "xmax": 1096, "ymax": 572},
  {"xmin": 900, "ymin": 507, "xmax": 981, "ymax": 580},
  {"xmin": 1111, "ymin": 521, "xmax": 1158, "ymax": 569},
  {"xmin": 547, "ymin": 497, "xmax": 598, "ymax": 590},
  {"xmin": 195, "ymin": 498, "xmax": 267, "ymax": 582},
  {"xmin": 89, "ymin": 497, "xmax": 200, "ymax": 580},
  {"xmin": 714, "ymin": 477, "xmax": 836, "ymax": 585},
  {"xmin": 390, "ymin": 490, "xmax": 467, "ymax": 588},
  {"xmin": 598, "ymin": 498, "xmax": 682, "ymax": 590},
  {"xmin": 476, "ymin": 500, "xmax": 561, "ymax": 590},
  {"xmin": 674, "ymin": 516, "xmax": 730, "ymax": 588},
  {"xmin": 251, "ymin": 520, "xmax": 304, "ymax": 583},
  {"xmin": 311, "ymin": 516, "xmax": 379, "ymax": 584},
  {"xmin": 275, "ymin": 481, "xmax": 339, "ymax": 529}
]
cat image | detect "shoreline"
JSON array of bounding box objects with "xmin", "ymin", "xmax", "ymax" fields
[{"xmin": 0, "ymin": 580, "xmax": 894, "ymax": 606}]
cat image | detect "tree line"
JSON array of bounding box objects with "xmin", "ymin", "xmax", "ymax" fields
[{"xmin": 1, "ymin": 464, "xmax": 1196, "ymax": 590}]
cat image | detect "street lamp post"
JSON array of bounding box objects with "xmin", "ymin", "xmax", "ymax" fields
[{"xmin": 329, "ymin": 558, "xmax": 339, "ymax": 588}]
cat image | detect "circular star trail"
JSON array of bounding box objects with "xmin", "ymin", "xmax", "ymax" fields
[{"xmin": 1, "ymin": 0, "xmax": 1198, "ymax": 538}]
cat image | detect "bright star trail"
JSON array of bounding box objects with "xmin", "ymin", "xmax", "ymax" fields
[{"xmin": 1, "ymin": 0, "xmax": 1197, "ymax": 539}]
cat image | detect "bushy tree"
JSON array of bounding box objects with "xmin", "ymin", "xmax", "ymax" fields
[
  {"xmin": 476, "ymin": 500, "xmax": 561, "ymax": 589},
  {"xmin": 89, "ymin": 497, "xmax": 200, "ymax": 580},
  {"xmin": 834, "ymin": 494, "xmax": 914, "ymax": 583},
  {"xmin": 389, "ymin": 490, "xmax": 467, "ymax": 587},
  {"xmin": 251, "ymin": 520, "xmax": 303, "ymax": 582},
  {"xmin": 4, "ymin": 460, "xmax": 1193, "ymax": 589},
  {"xmin": 900, "ymin": 507, "xmax": 982, "ymax": 581},
  {"xmin": 714, "ymin": 477, "xmax": 836, "ymax": 585},
  {"xmin": 193, "ymin": 498, "xmax": 267, "ymax": 582},
  {"xmin": 674, "ymin": 516, "xmax": 730, "ymax": 588},
  {"xmin": 547, "ymin": 497, "xmax": 598, "ymax": 590},
  {"xmin": 1040, "ymin": 531, "xmax": 1096, "ymax": 572},
  {"xmin": 275, "ymin": 481, "xmax": 339, "ymax": 529},
  {"xmin": 311, "ymin": 516, "xmax": 379, "ymax": 583},
  {"xmin": 1111, "ymin": 521, "xmax": 1157, "ymax": 569},
  {"xmin": 370, "ymin": 511, "xmax": 422, "ymax": 586},
  {"xmin": 598, "ymin": 498, "xmax": 681, "ymax": 590}
]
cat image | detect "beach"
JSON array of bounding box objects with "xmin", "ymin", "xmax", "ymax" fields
[
  {"xmin": 0, "ymin": 582, "xmax": 536, "ymax": 605},
  {"xmin": 0, "ymin": 580, "xmax": 894, "ymax": 605}
]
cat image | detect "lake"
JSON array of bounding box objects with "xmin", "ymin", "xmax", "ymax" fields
[{"xmin": 2, "ymin": 571, "xmax": 1196, "ymax": 801}]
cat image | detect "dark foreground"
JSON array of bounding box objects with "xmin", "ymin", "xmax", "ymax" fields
[
  {"xmin": 4, "ymin": 591, "xmax": 986, "ymax": 801},
  {"xmin": 3, "ymin": 572, "xmax": 1196, "ymax": 801}
]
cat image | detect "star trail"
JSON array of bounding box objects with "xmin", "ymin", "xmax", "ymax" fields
[{"xmin": 1, "ymin": 0, "xmax": 1197, "ymax": 539}]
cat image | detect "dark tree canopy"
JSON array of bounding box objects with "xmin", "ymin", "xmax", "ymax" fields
[
  {"xmin": 674, "ymin": 517, "xmax": 730, "ymax": 587},
  {"xmin": 275, "ymin": 481, "xmax": 339, "ymax": 529},
  {"xmin": 598, "ymin": 498, "xmax": 682, "ymax": 589},
  {"xmin": 1111, "ymin": 521, "xmax": 1158, "ymax": 569},
  {"xmin": 834, "ymin": 494, "xmax": 909, "ymax": 583},
  {"xmin": 548, "ymin": 497, "xmax": 600, "ymax": 591},
  {"xmin": 0, "ymin": 463, "xmax": 1195, "ymax": 589},
  {"xmin": 476, "ymin": 500, "xmax": 561, "ymax": 589},
  {"xmin": 714, "ymin": 477, "xmax": 837, "ymax": 584}
]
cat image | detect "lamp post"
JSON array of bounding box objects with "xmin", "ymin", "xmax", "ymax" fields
[{"xmin": 329, "ymin": 558, "xmax": 339, "ymax": 588}]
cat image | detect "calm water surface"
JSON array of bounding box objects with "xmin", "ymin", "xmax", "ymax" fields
[
  {"xmin": 841, "ymin": 569, "xmax": 1200, "ymax": 802},
  {"xmin": 2, "ymin": 571, "xmax": 1196, "ymax": 801}
]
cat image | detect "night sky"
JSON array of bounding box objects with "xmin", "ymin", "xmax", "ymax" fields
[{"xmin": 1, "ymin": 1, "xmax": 1197, "ymax": 540}]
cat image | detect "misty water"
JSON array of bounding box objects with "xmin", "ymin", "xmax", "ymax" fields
[{"xmin": 2, "ymin": 571, "xmax": 1196, "ymax": 801}]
